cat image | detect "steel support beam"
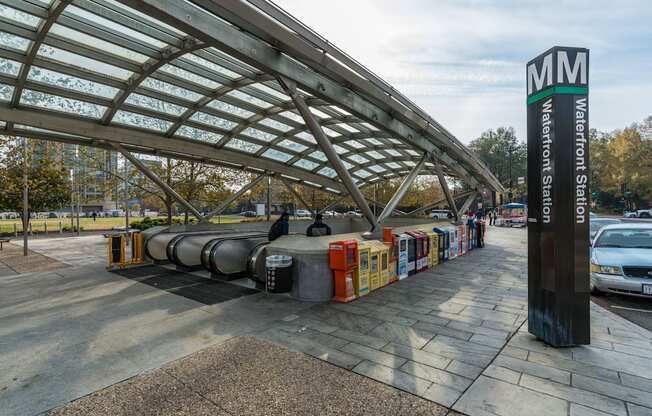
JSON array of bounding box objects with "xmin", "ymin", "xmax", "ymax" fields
[
  {"xmin": 377, "ymin": 154, "xmax": 427, "ymax": 223},
  {"xmin": 203, "ymin": 174, "xmax": 265, "ymax": 221},
  {"xmin": 406, "ymin": 190, "xmax": 475, "ymax": 216},
  {"xmin": 317, "ymin": 193, "xmax": 347, "ymax": 215},
  {"xmin": 278, "ymin": 77, "xmax": 377, "ymax": 229},
  {"xmin": 433, "ymin": 159, "xmax": 459, "ymax": 219},
  {"xmin": 111, "ymin": 143, "xmax": 204, "ymax": 221},
  {"xmin": 458, "ymin": 192, "xmax": 478, "ymax": 217},
  {"xmin": 280, "ymin": 177, "xmax": 314, "ymax": 215}
]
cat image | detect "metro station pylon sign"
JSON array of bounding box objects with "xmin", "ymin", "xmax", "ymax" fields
[{"xmin": 526, "ymin": 47, "xmax": 591, "ymax": 346}]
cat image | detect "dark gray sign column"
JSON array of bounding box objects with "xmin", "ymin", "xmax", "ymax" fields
[{"xmin": 526, "ymin": 46, "xmax": 590, "ymax": 346}]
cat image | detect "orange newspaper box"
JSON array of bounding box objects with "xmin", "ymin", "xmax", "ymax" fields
[
  {"xmin": 383, "ymin": 227, "xmax": 394, "ymax": 244},
  {"xmin": 329, "ymin": 240, "xmax": 358, "ymax": 302},
  {"xmin": 333, "ymin": 269, "xmax": 356, "ymax": 302},
  {"xmin": 329, "ymin": 240, "xmax": 358, "ymax": 270}
]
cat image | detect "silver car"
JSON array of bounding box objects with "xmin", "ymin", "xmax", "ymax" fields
[
  {"xmin": 590, "ymin": 223, "xmax": 652, "ymax": 298},
  {"xmin": 590, "ymin": 217, "xmax": 621, "ymax": 243}
]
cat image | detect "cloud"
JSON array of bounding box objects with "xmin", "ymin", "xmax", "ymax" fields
[{"xmin": 274, "ymin": 0, "xmax": 652, "ymax": 143}]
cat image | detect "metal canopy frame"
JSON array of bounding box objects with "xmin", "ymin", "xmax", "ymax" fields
[
  {"xmin": 458, "ymin": 192, "xmax": 479, "ymax": 216},
  {"xmin": 406, "ymin": 190, "xmax": 476, "ymax": 217},
  {"xmin": 0, "ymin": 0, "xmax": 503, "ymax": 213},
  {"xmin": 279, "ymin": 76, "xmax": 377, "ymax": 228},
  {"xmin": 203, "ymin": 174, "xmax": 265, "ymax": 221},
  {"xmin": 112, "ymin": 142, "xmax": 204, "ymax": 220},
  {"xmin": 433, "ymin": 160, "xmax": 459, "ymax": 219},
  {"xmin": 377, "ymin": 154, "xmax": 427, "ymax": 223},
  {"xmin": 279, "ymin": 176, "xmax": 314, "ymax": 215}
]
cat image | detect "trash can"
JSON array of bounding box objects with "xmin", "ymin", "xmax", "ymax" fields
[{"xmin": 266, "ymin": 255, "xmax": 293, "ymax": 293}]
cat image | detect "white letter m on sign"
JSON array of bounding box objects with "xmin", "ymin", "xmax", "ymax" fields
[
  {"xmin": 557, "ymin": 51, "xmax": 587, "ymax": 84},
  {"xmin": 527, "ymin": 53, "xmax": 553, "ymax": 95}
]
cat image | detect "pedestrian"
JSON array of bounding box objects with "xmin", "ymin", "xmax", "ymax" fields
[
  {"xmin": 306, "ymin": 213, "xmax": 332, "ymax": 237},
  {"xmin": 92, "ymin": 211, "xmax": 97, "ymax": 222},
  {"xmin": 268, "ymin": 211, "xmax": 290, "ymax": 241}
]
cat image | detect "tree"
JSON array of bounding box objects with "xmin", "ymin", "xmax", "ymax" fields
[
  {"xmin": 0, "ymin": 137, "xmax": 70, "ymax": 229},
  {"xmin": 469, "ymin": 127, "xmax": 527, "ymax": 201}
]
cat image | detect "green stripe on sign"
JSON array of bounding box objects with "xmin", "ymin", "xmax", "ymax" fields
[{"xmin": 527, "ymin": 86, "xmax": 588, "ymax": 105}]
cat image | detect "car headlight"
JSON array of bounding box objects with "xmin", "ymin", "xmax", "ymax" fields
[{"xmin": 590, "ymin": 263, "xmax": 622, "ymax": 275}]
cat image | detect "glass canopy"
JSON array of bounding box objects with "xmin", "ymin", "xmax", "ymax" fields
[{"xmin": 0, "ymin": 0, "xmax": 501, "ymax": 194}]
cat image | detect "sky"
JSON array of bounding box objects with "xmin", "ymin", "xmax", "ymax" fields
[{"xmin": 274, "ymin": 0, "xmax": 652, "ymax": 144}]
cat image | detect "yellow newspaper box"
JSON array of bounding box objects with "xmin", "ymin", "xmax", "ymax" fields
[
  {"xmin": 368, "ymin": 242, "xmax": 381, "ymax": 291},
  {"xmin": 367, "ymin": 240, "xmax": 390, "ymax": 287},
  {"xmin": 355, "ymin": 241, "xmax": 371, "ymax": 296},
  {"xmin": 426, "ymin": 231, "xmax": 439, "ymax": 268}
]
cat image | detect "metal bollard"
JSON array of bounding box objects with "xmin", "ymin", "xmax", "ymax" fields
[
  {"xmin": 59, "ymin": 221, "xmax": 62, "ymax": 234},
  {"xmin": 107, "ymin": 234, "xmax": 126, "ymax": 269},
  {"xmin": 44, "ymin": 222, "xmax": 47, "ymax": 235},
  {"xmin": 130, "ymin": 232, "xmax": 144, "ymax": 264}
]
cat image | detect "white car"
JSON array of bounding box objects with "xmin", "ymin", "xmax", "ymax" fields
[
  {"xmin": 430, "ymin": 209, "xmax": 452, "ymax": 219},
  {"xmin": 590, "ymin": 223, "xmax": 652, "ymax": 297},
  {"xmin": 295, "ymin": 209, "xmax": 312, "ymax": 217},
  {"xmin": 636, "ymin": 209, "xmax": 652, "ymax": 218}
]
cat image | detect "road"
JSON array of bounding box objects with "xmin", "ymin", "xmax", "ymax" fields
[{"xmin": 592, "ymin": 294, "xmax": 652, "ymax": 332}]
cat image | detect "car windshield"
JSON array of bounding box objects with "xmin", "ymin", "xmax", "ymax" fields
[
  {"xmin": 590, "ymin": 219, "xmax": 621, "ymax": 233},
  {"xmin": 595, "ymin": 229, "xmax": 652, "ymax": 249}
]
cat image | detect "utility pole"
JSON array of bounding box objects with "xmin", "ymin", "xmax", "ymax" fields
[{"xmin": 22, "ymin": 138, "xmax": 28, "ymax": 257}]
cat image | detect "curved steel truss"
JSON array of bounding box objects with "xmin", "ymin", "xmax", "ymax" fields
[{"xmin": 0, "ymin": 0, "xmax": 503, "ymax": 197}]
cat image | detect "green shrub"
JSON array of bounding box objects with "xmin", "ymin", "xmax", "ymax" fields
[{"xmin": 129, "ymin": 216, "xmax": 198, "ymax": 230}]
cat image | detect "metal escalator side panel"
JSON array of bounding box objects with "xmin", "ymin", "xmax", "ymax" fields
[{"xmin": 211, "ymin": 237, "xmax": 268, "ymax": 275}]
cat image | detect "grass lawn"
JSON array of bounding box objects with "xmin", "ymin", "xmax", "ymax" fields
[{"xmin": 0, "ymin": 215, "xmax": 244, "ymax": 234}]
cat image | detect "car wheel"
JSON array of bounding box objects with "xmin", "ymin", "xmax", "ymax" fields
[{"xmin": 641, "ymin": 212, "xmax": 651, "ymax": 218}]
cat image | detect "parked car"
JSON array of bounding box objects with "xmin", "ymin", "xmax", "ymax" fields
[
  {"xmin": 636, "ymin": 209, "xmax": 652, "ymax": 218},
  {"xmin": 239, "ymin": 211, "xmax": 257, "ymax": 217},
  {"xmin": 345, "ymin": 211, "xmax": 362, "ymax": 218},
  {"xmin": 590, "ymin": 223, "xmax": 652, "ymax": 297},
  {"xmin": 624, "ymin": 209, "xmax": 652, "ymax": 218},
  {"xmin": 429, "ymin": 209, "xmax": 452, "ymax": 219},
  {"xmin": 295, "ymin": 209, "xmax": 312, "ymax": 218},
  {"xmin": 590, "ymin": 217, "xmax": 621, "ymax": 243}
]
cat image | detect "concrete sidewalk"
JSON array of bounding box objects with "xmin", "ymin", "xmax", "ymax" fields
[
  {"xmin": 255, "ymin": 227, "xmax": 652, "ymax": 416},
  {"xmin": 2, "ymin": 228, "xmax": 652, "ymax": 415}
]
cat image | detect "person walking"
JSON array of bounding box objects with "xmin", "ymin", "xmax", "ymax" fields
[{"xmin": 92, "ymin": 211, "xmax": 97, "ymax": 222}]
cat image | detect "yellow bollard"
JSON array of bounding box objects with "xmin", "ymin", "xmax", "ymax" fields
[{"xmin": 130, "ymin": 232, "xmax": 144, "ymax": 264}]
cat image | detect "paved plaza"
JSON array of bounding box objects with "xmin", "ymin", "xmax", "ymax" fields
[{"xmin": 1, "ymin": 227, "xmax": 652, "ymax": 415}]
